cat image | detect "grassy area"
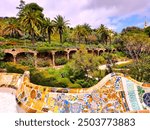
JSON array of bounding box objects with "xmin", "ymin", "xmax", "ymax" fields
[{"xmin": 0, "ymin": 37, "xmax": 107, "ymax": 51}]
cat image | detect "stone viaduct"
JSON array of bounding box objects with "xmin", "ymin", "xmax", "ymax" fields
[{"xmin": 3, "ymin": 48, "xmax": 116, "ymax": 67}]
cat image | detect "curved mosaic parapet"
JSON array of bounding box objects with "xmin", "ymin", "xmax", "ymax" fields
[
  {"xmin": 0, "ymin": 73, "xmax": 22, "ymax": 90},
  {"xmin": 15, "ymin": 72, "xmax": 150, "ymax": 113},
  {"xmin": 0, "ymin": 72, "xmax": 150, "ymax": 113},
  {"xmin": 0, "ymin": 73, "xmax": 24, "ymax": 113}
]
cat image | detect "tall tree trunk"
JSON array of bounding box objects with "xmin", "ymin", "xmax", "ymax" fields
[
  {"xmin": 49, "ymin": 31, "xmax": 51, "ymax": 44},
  {"xmin": 109, "ymin": 36, "xmax": 111, "ymax": 45},
  {"xmin": 48, "ymin": 29, "xmax": 51, "ymax": 44},
  {"xmin": 31, "ymin": 32, "xmax": 35, "ymax": 45},
  {"xmin": 59, "ymin": 29, "xmax": 63, "ymax": 43},
  {"xmin": 79, "ymin": 35, "xmax": 81, "ymax": 43},
  {"xmin": 85, "ymin": 37, "xmax": 88, "ymax": 44}
]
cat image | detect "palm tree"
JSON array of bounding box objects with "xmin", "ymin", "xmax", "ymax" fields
[
  {"xmin": 2, "ymin": 18, "xmax": 23, "ymax": 38},
  {"xmin": 97, "ymin": 24, "xmax": 110, "ymax": 44},
  {"xmin": 83, "ymin": 23, "xmax": 92, "ymax": 32},
  {"xmin": 44, "ymin": 18, "xmax": 55, "ymax": 44},
  {"xmin": 83, "ymin": 23, "xmax": 92, "ymax": 43},
  {"xmin": 73, "ymin": 25, "xmax": 88, "ymax": 43},
  {"xmin": 53, "ymin": 15, "xmax": 69, "ymax": 43},
  {"xmin": 16, "ymin": 0, "xmax": 26, "ymax": 16},
  {"xmin": 19, "ymin": 3, "xmax": 44, "ymax": 45},
  {"xmin": 74, "ymin": 25, "xmax": 84, "ymax": 43}
]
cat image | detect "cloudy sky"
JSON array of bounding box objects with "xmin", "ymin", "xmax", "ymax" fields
[{"xmin": 0, "ymin": 0, "xmax": 150, "ymax": 32}]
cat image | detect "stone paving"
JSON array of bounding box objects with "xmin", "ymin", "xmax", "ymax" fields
[{"xmin": 0, "ymin": 92, "xmax": 17, "ymax": 113}]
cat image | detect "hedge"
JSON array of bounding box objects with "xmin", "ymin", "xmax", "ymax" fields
[
  {"xmin": 4, "ymin": 62, "xmax": 93, "ymax": 88},
  {"xmin": 6, "ymin": 62, "xmax": 30, "ymax": 74}
]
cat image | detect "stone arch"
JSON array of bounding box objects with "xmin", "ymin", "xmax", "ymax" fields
[
  {"xmin": 55, "ymin": 51, "xmax": 68, "ymax": 66},
  {"xmin": 93, "ymin": 50, "xmax": 99, "ymax": 55},
  {"xmin": 112, "ymin": 49, "xmax": 116, "ymax": 53},
  {"xmin": 16, "ymin": 52, "xmax": 34, "ymax": 65},
  {"xmin": 37, "ymin": 52, "xmax": 52, "ymax": 67},
  {"xmin": 3, "ymin": 53, "xmax": 14, "ymax": 62},
  {"xmin": 69, "ymin": 50, "xmax": 77, "ymax": 59},
  {"xmin": 99, "ymin": 50, "xmax": 104, "ymax": 55},
  {"xmin": 105, "ymin": 49, "xmax": 111, "ymax": 53},
  {"xmin": 87, "ymin": 49, "xmax": 93, "ymax": 54}
]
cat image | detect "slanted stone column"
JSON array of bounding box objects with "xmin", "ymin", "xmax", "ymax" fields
[
  {"xmin": 51, "ymin": 51, "xmax": 56, "ymax": 67},
  {"xmin": 67, "ymin": 51, "xmax": 70, "ymax": 60},
  {"xmin": 13, "ymin": 55, "xmax": 16, "ymax": 64},
  {"xmin": 34, "ymin": 52, "xmax": 37, "ymax": 67},
  {"xmin": 97, "ymin": 50, "xmax": 100, "ymax": 56}
]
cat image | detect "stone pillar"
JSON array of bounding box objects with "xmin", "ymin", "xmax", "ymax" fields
[
  {"xmin": 34, "ymin": 52, "xmax": 37, "ymax": 67},
  {"xmin": 13, "ymin": 55, "xmax": 16, "ymax": 64},
  {"xmin": 67, "ymin": 51, "xmax": 70, "ymax": 60},
  {"xmin": 92, "ymin": 49, "xmax": 95, "ymax": 55},
  {"xmin": 97, "ymin": 50, "xmax": 99, "ymax": 55},
  {"xmin": 51, "ymin": 51, "xmax": 55, "ymax": 67}
]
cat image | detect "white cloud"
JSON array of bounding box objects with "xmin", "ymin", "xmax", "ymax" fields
[
  {"xmin": 85, "ymin": 0, "xmax": 150, "ymax": 15},
  {"xmin": 0, "ymin": 0, "xmax": 150, "ymax": 31}
]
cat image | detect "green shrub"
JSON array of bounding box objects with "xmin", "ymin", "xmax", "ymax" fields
[
  {"xmin": 17, "ymin": 54, "xmax": 35, "ymax": 67},
  {"xmin": 47, "ymin": 68, "xmax": 58, "ymax": 74},
  {"xmin": 0, "ymin": 62, "xmax": 6, "ymax": 69},
  {"xmin": 75, "ymin": 78, "xmax": 98, "ymax": 88},
  {"xmin": 0, "ymin": 48, "xmax": 5, "ymax": 60},
  {"xmin": 92, "ymin": 70, "xmax": 106, "ymax": 80},
  {"xmin": 30, "ymin": 70, "xmax": 57, "ymax": 87},
  {"xmin": 36, "ymin": 46, "xmax": 54, "ymax": 52},
  {"xmin": 62, "ymin": 42, "xmax": 72, "ymax": 47},
  {"xmin": 98, "ymin": 56, "xmax": 106, "ymax": 64},
  {"xmin": 30, "ymin": 69, "xmax": 72, "ymax": 87},
  {"xmin": 75, "ymin": 79, "xmax": 89, "ymax": 88},
  {"xmin": 68, "ymin": 83, "xmax": 82, "ymax": 88},
  {"xmin": 30, "ymin": 71, "xmax": 43, "ymax": 85},
  {"xmin": 57, "ymin": 66, "xmax": 72, "ymax": 78},
  {"xmin": 115, "ymin": 51, "xmax": 126, "ymax": 58},
  {"xmin": 30, "ymin": 69, "xmax": 83, "ymax": 88},
  {"xmin": 37, "ymin": 59, "xmax": 51, "ymax": 67},
  {"xmin": 69, "ymin": 69, "xmax": 86, "ymax": 81},
  {"xmin": 0, "ymin": 37, "xmax": 5, "ymax": 41},
  {"xmin": 55, "ymin": 57, "xmax": 68, "ymax": 65},
  {"xmin": 87, "ymin": 79, "xmax": 98, "ymax": 87},
  {"xmin": 6, "ymin": 62, "xmax": 29, "ymax": 74},
  {"xmin": 18, "ymin": 59, "xmax": 34, "ymax": 67},
  {"xmin": 31, "ymin": 68, "xmax": 72, "ymax": 87},
  {"xmin": 56, "ymin": 78, "xmax": 71, "ymax": 88}
]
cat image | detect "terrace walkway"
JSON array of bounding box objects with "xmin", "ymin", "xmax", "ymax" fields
[{"xmin": 3, "ymin": 48, "xmax": 115, "ymax": 67}]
